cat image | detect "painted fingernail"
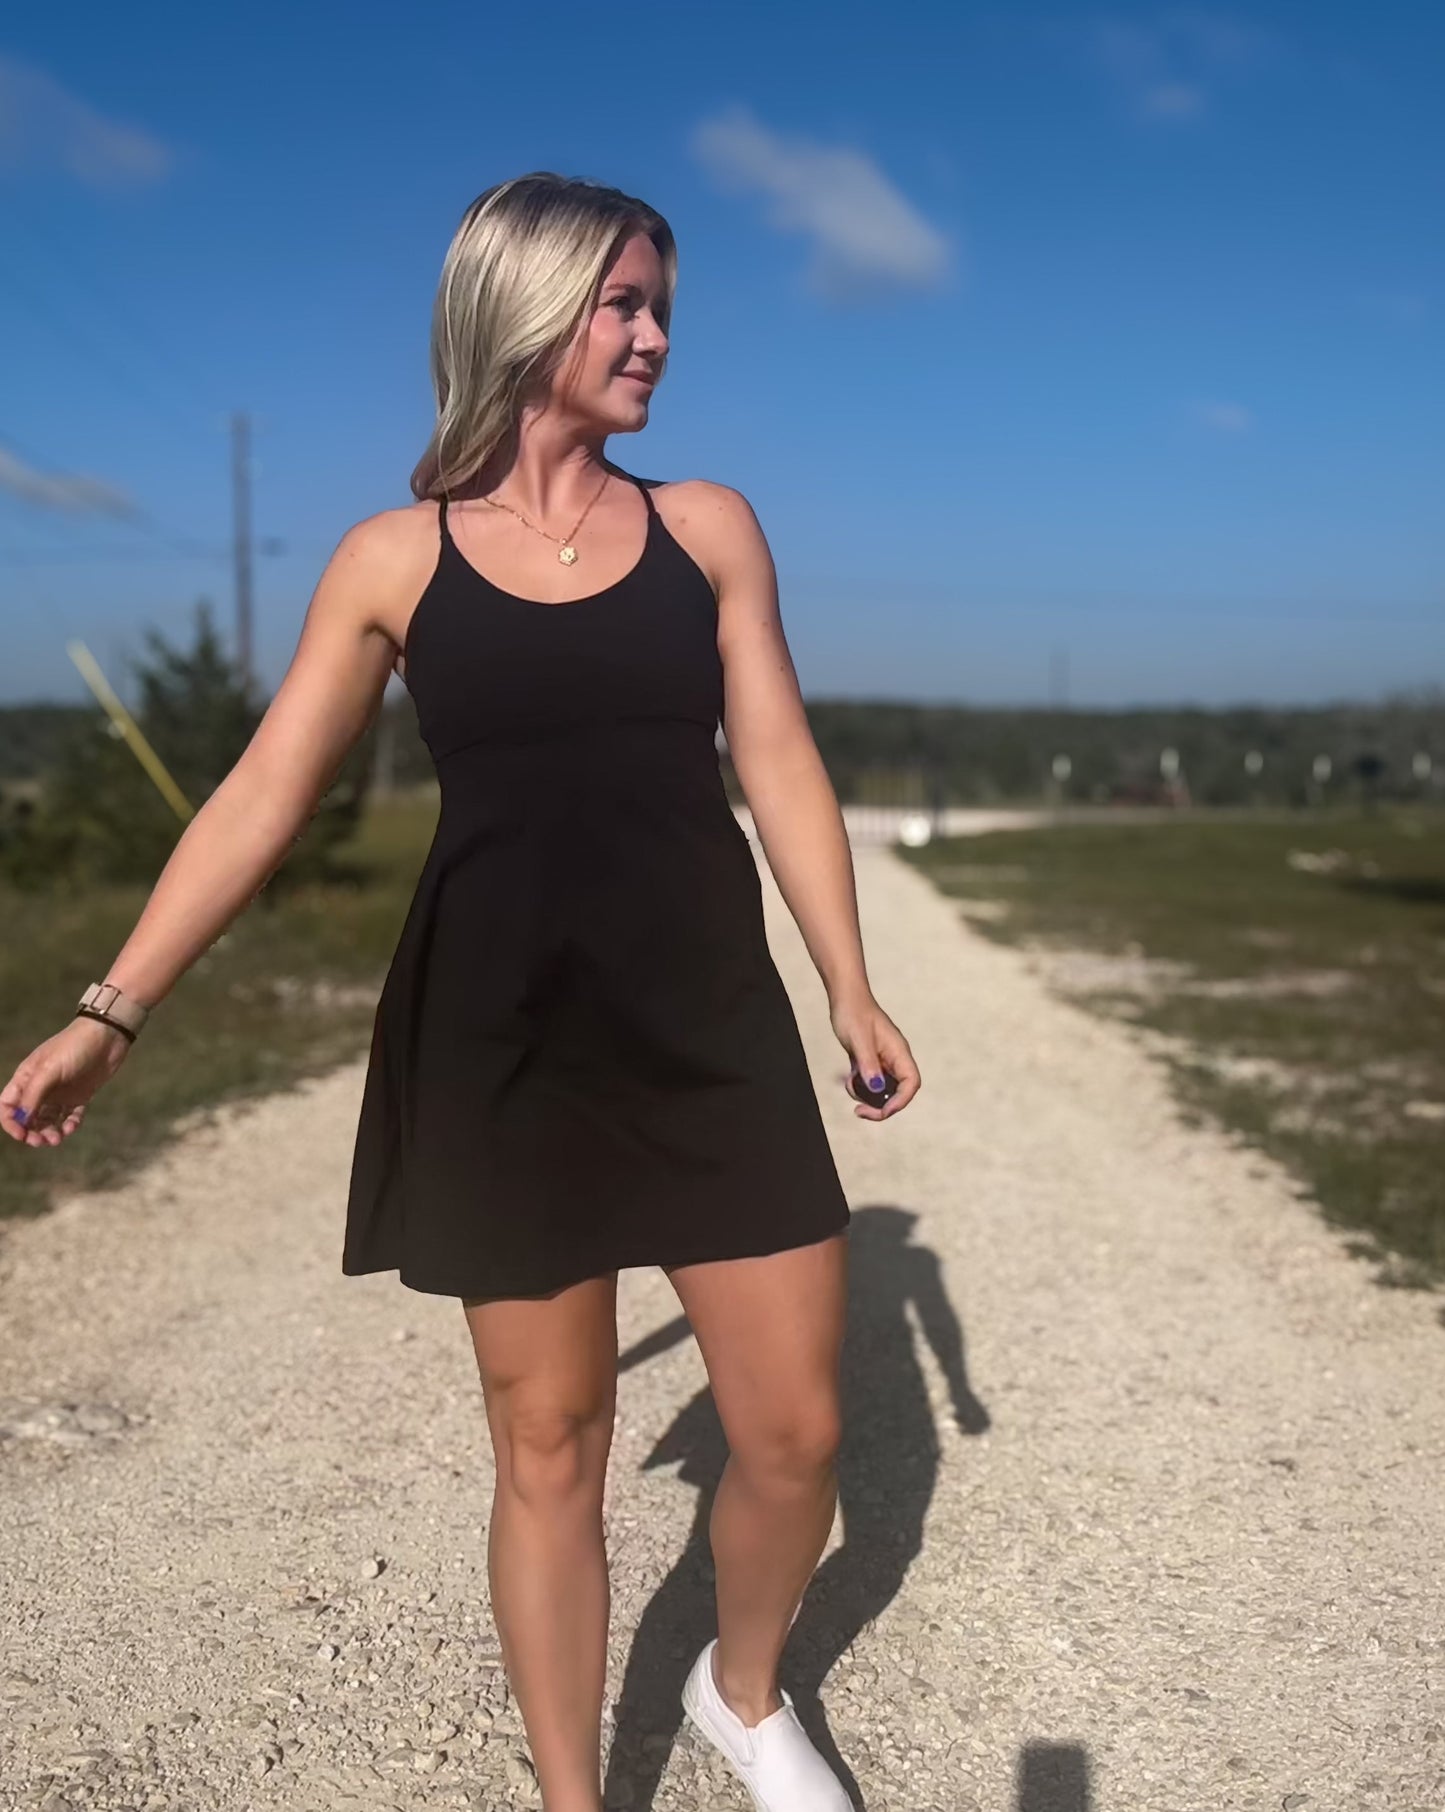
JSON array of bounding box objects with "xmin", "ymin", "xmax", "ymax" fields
[
  {"xmin": 12, "ymin": 1106, "xmax": 29, "ymax": 1123},
  {"xmin": 869, "ymin": 1075, "xmax": 885, "ymax": 1091}
]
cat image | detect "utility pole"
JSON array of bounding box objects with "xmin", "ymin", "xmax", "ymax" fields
[
  {"xmin": 231, "ymin": 410, "xmax": 254, "ymax": 695},
  {"xmin": 1048, "ymin": 645, "xmax": 1070, "ymax": 709}
]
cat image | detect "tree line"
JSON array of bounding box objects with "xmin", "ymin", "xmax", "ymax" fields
[{"xmin": 1, "ymin": 607, "xmax": 1439, "ymax": 888}]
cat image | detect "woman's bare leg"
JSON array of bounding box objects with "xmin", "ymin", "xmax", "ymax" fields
[
  {"xmin": 667, "ymin": 1232, "xmax": 847, "ymax": 1724},
  {"xmin": 462, "ymin": 1274, "xmax": 619, "ymax": 1812}
]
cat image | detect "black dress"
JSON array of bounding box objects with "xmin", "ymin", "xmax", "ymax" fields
[{"xmin": 342, "ymin": 473, "xmax": 850, "ymax": 1300}]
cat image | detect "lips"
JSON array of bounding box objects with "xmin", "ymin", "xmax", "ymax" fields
[{"xmin": 619, "ymin": 372, "xmax": 654, "ymax": 389}]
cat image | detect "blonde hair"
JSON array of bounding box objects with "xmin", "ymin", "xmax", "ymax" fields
[{"xmin": 410, "ymin": 173, "xmax": 676, "ymax": 501}]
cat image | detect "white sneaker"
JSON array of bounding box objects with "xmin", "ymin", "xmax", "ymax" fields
[{"xmin": 682, "ymin": 1639, "xmax": 852, "ymax": 1810}]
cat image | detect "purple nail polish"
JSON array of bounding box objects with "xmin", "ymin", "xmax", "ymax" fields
[
  {"xmin": 869, "ymin": 1075, "xmax": 885, "ymax": 1092},
  {"xmin": 12, "ymin": 1106, "xmax": 29, "ymax": 1123}
]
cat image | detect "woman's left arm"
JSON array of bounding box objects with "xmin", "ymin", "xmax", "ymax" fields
[{"xmin": 700, "ymin": 483, "xmax": 920, "ymax": 1121}]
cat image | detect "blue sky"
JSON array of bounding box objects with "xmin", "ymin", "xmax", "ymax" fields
[{"xmin": 1, "ymin": 1, "xmax": 1439, "ymax": 708}]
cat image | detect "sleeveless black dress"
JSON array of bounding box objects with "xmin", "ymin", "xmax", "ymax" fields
[{"xmin": 341, "ymin": 473, "xmax": 850, "ymax": 1300}]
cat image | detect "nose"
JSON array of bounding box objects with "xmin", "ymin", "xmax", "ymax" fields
[{"xmin": 635, "ymin": 307, "xmax": 668, "ymax": 359}]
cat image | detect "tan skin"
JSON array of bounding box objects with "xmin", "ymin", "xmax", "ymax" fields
[{"xmin": 0, "ymin": 229, "xmax": 919, "ymax": 1812}]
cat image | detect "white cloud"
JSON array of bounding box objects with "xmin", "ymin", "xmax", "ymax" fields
[
  {"xmin": 1194, "ymin": 400, "xmax": 1254, "ymax": 433},
  {"xmin": 1140, "ymin": 81, "xmax": 1208, "ymax": 119},
  {"xmin": 1086, "ymin": 10, "xmax": 1275, "ymax": 123},
  {"xmin": 0, "ymin": 54, "xmax": 170, "ymax": 188},
  {"xmin": 0, "ymin": 445, "xmax": 140, "ymax": 517},
  {"xmin": 690, "ymin": 106, "xmax": 954, "ymax": 299}
]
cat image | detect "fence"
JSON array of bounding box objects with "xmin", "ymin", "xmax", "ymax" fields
[{"xmin": 732, "ymin": 803, "xmax": 1050, "ymax": 847}]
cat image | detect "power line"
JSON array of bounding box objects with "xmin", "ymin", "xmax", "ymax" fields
[
  {"xmin": 7, "ymin": 200, "xmax": 222, "ymax": 409},
  {"xmin": 0, "ymin": 255, "xmax": 219, "ymax": 455},
  {"xmin": 0, "ymin": 544, "xmax": 228, "ymax": 566},
  {"xmin": 0, "ymin": 539, "xmax": 316, "ymax": 567},
  {"xmin": 0, "ymin": 204, "xmax": 227, "ymax": 457}
]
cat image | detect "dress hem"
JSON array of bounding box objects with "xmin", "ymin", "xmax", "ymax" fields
[{"xmin": 340, "ymin": 1210, "xmax": 851, "ymax": 1303}]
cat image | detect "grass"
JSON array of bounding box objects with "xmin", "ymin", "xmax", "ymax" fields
[
  {"xmin": 900, "ymin": 808, "xmax": 1445, "ymax": 1294},
  {"xmin": 0, "ymin": 789, "xmax": 439, "ymax": 1225}
]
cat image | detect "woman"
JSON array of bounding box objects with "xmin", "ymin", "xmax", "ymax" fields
[{"xmin": 1, "ymin": 172, "xmax": 920, "ymax": 1812}]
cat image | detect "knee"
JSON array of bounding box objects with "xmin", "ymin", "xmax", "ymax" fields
[
  {"xmin": 731, "ymin": 1396, "xmax": 842, "ymax": 1493},
  {"xmin": 495, "ymin": 1401, "xmax": 613, "ymax": 1512}
]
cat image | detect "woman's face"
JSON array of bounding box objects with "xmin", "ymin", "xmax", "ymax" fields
[{"xmin": 552, "ymin": 230, "xmax": 669, "ymax": 434}]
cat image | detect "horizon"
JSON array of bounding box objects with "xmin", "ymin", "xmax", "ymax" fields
[{"xmin": 3, "ymin": 662, "xmax": 1440, "ymax": 721}]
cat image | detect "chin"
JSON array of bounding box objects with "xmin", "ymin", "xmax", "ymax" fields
[{"xmin": 601, "ymin": 402, "xmax": 650, "ymax": 435}]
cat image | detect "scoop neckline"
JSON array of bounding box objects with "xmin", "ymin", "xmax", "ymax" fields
[{"xmin": 441, "ymin": 476, "xmax": 655, "ymax": 609}]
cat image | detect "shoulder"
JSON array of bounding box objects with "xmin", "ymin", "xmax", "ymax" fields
[
  {"xmin": 330, "ymin": 501, "xmax": 441, "ymax": 583},
  {"xmin": 316, "ymin": 502, "xmax": 441, "ymax": 631},
  {"xmin": 304, "ymin": 503, "xmax": 441, "ymax": 660},
  {"xmin": 647, "ymin": 477, "xmax": 764, "ymax": 534},
  {"xmin": 645, "ymin": 479, "xmax": 772, "ymax": 596}
]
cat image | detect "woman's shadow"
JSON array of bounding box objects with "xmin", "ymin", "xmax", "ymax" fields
[{"xmin": 604, "ymin": 1204, "xmax": 990, "ymax": 1810}]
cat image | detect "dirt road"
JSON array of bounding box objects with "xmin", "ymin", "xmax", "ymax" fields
[{"xmin": 2, "ymin": 846, "xmax": 1440, "ymax": 1811}]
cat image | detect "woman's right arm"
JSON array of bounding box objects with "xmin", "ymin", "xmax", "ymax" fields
[{"xmin": 1, "ymin": 507, "xmax": 433, "ymax": 1146}]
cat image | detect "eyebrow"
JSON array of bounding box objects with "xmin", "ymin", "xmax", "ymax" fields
[{"xmin": 602, "ymin": 279, "xmax": 661, "ymax": 302}]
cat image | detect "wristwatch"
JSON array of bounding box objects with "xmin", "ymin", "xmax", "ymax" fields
[{"xmin": 75, "ymin": 981, "xmax": 150, "ymax": 1042}]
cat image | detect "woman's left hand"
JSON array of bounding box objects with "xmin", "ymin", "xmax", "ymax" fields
[{"xmin": 828, "ymin": 991, "xmax": 921, "ymax": 1121}]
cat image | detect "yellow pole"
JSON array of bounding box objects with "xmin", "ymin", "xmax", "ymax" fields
[{"xmin": 66, "ymin": 639, "xmax": 195, "ymax": 823}]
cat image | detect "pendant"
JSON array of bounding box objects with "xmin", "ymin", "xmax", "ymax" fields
[{"xmin": 558, "ymin": 544, "xmax": 578, "ymax": 566}]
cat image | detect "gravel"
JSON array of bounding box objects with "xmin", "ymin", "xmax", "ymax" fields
[{"xmin": 1, "ymin": 845, "xmax": 1441, "ymax": 1811}]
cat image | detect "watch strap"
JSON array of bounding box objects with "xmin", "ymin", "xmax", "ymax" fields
[{"xmin": 76, "ymin": 981, "xmax": 150, "ymax": 1038}]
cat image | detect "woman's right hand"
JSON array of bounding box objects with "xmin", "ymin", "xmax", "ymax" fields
[{"xmin": 0, "ymin": 1017, "xmax": 135, "ymax": 1148}]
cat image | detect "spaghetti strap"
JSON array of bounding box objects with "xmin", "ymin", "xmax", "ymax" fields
[
  {"xmin": 631, "ymin": 474, "xmax": 657, "ymax": 517},
  {"xmin": 436, "ymin": 494, "xmax": 451, "ymax": 546}
]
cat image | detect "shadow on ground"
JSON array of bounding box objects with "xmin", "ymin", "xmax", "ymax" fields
[
  {"xmin": 1016, "ymin": 1739, "xmax": 1092, "ymax": 1811},
  {"xmin": 604, "ymin": 1203, "xmax": 993, "ymax": 1810},
  {"xmin": 1336, "ymin": 873, "xmax": 1445, "ymax": 909}
]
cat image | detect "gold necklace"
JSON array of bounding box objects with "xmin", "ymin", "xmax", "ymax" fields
[{"xmin": 479, "ymin": 468, "xmax": 611, "ymax": 566}]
